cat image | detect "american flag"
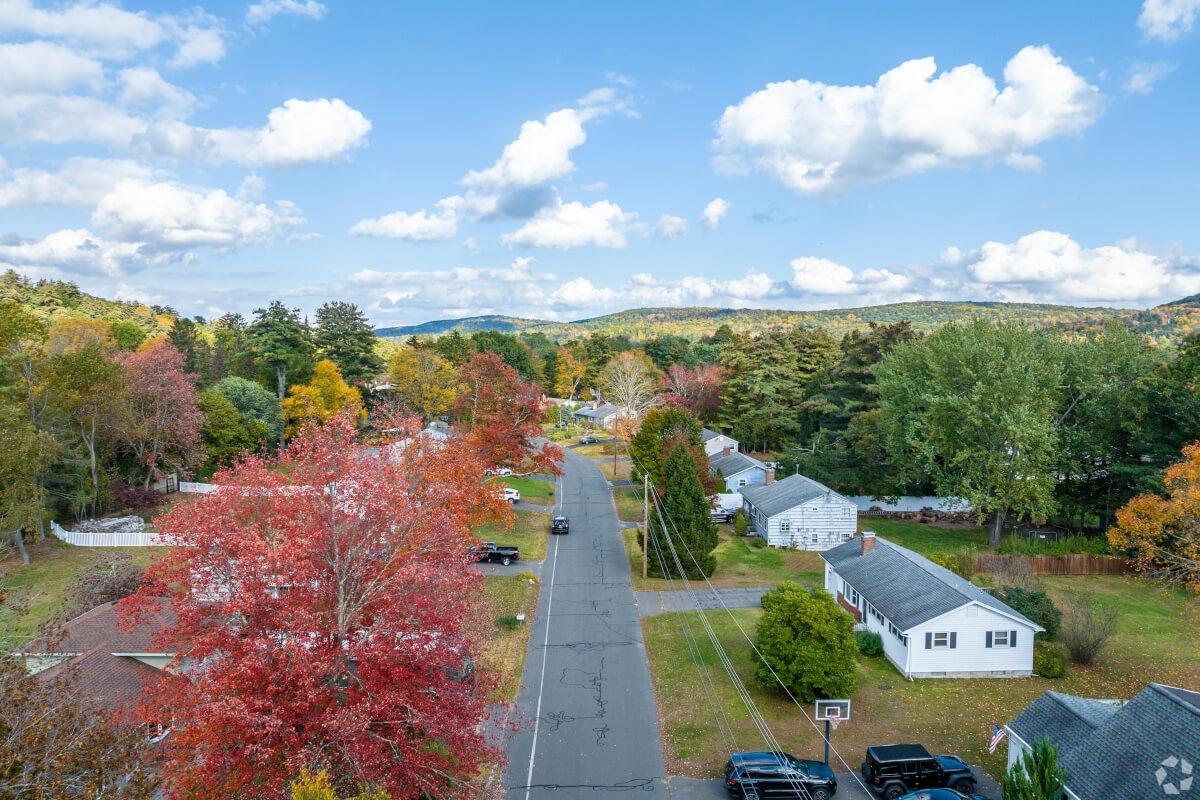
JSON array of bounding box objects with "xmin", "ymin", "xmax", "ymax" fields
[{"xmin": 988, "ymin": 724, "xmax": 1007, "ymax": 754}]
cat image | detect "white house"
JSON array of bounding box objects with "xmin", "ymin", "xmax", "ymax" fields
[
  {"xmin": 572, "ymin": 401, "xmax": 630, "ymax": 430},
  {"xmin": 821, "ymin": 533, "xmax": 1043, "ymax": 678},
  {"xmin": 1005, "ymin": 684, "xmax": 1200, "ymax": 799},
  {"xmin": 708, "ymin": 447, "xmax": 769, "ymax": 492},
  {"xmin": 701, "ymin": 428, "xmax": 739, "ymax": 458},
  {"xmin": 740, "ymin": 473, "xmax": 857, "ymax": 550}
]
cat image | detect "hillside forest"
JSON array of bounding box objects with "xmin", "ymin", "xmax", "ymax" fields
[{"xmin": 2, "ymin": 269, "xmax": 1199, "ymax": 588}]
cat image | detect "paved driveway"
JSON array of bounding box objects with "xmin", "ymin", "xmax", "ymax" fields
[{"xmin": 501, "ymin": 447, "xmax": 667, "ymax": 797}]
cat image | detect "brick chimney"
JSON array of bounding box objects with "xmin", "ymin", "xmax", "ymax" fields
[
  {"xmin": 722, "ymin": 445, "xmax": 732, "ymax": 457},
  {"xmin": 765, "ymin": 467, "xmax": 775, "ymax": 485},
  {"xmin": 861, "ymin": 530, "xmax": 876, "ymax": 554}
]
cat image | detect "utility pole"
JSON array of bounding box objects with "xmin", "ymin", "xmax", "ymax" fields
[{"xmin": 642, "ymin": 472, "xmax": 649, "ymax": 579}]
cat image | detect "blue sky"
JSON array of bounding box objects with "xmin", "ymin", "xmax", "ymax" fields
[{"xmin": 1, "ymin": 0, "xmax": 1198, "ymax": 325}]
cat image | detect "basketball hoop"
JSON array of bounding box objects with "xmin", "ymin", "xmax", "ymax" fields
[{"xmin": 829, "ymin": 717, "xmax": 841, "ymax": 730}]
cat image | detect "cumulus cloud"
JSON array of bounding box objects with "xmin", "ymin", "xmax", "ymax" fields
[
  {"xmin": 0, "ymin": 0, "xmax": 164, "ymax": 59},
  {"xmin": 246, "ymin": 0, "xmax": 327, "ymax": 26},
  {"xmin": 713, "ymin": 45, "xmax": 1100, "ymax": 194},
  {"xmin": 0, "ymin": 157, "xmax": 158, "ymax": 207},
  {"xmin": 701, "ymin": 197, "xmax": 730, "ymax": 229},
  {"xmin": 349, "ymin": 197, "xmax": 461, "ymax": 241},
  {"xmin": 1125, "ymin": 61, "xmax": 1176, "ymax": 94},
  {"xmin": 654, "ymin": 214, "xmax": 689, "ymax": 238},
  {"xmin": 0, "ymin": 41, "xmax": 103, "ymax": 93},
  {"xmin": 0, "ymin": 228, "xmax": 171, "ymax": 278},
  {"xmin": 500, "ymin": 199, "xmax": 637, "ymax": 249},
  {"xmin": 118, "ymin": 67, "xmax": 196, "ymax": 117},
  {"xmin": 92, "ymin": 178, "xmax": 306, "ymax": 248},
  {"xmin": 167, "ymin": 21, "xmax": 225, "ymax": 68},
  {"xmin": 550, "ymin": 276, "xmax": 617, "ymax": 306},
  {"xmin": 1139, "ymin": 0, "xmax": 1200, "ymax": 39}
]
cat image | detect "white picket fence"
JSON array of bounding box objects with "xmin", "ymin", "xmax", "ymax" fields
[
  {"xmin": 49, "ymin": 521, "xmax": 170, "ymax": 548},
  {"xmin": 179, "ymin": 481, "xmax": 218, "ymax": 494}
]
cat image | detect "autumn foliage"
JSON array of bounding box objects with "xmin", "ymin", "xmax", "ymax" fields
[
  {"xmin": 1110, "ymin": 440, "xmax": 1200, "ymax": 593},
  {"xmin": 455, "ymin": 351, "xmax": 562, "ymax": 474},
  {"xmin": 114, "ymin": 340, "xmax": 203, "ymax": 486},
  {"xmin": 124, "ymin": 413, "xmax": 510, "ymax": 799}
]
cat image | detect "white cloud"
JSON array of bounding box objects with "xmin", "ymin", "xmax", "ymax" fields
[
  {"xmin": 789, "ymin": 257, "xmax": 912, "ymax": 296},
  {"xmin": 714, "ymin": 45, "xmax": 1100, "ymax": 194},
  {"xmin": 701, "ymin": 197, "xmax": 730, "ymax": 229},
  {"xmin": 1139, "ymin": 0, "xmax": 1200, "ymax": 39},
  {"xmin": 92, "ymin": 179, "xmax": 306, "ymax": 248},
  {"xmin": 1125, "ymin": 61, "xmax": 1176, "ymax": 94},
  {"xmin": 246, "ymin": 0, "xmax": 327, "ymax": 26},
  {"xmin": 654, "ymin": 214, "xmax": 689, "ymax": 238},
  {"xmin": 118, "ymin": 67, "xmax": 196, "ymax": 117},
  {"xmin": 167, "ymin": 22, "xmax": 225, "ymax": 68},
  {"xmin": 0, "ymin": 93, "xmax": 145, "ymax": 146},
  {"xmin": 0, "ymin": 0, "xmax": 164, "ymax": 59},
  {"xmin": 0, "ymin": 228, "xmax": 168, "ymax": 278},
  {"xmin": 501, "ymin": 199, "xmax": 636, "ymax": 249},
  {"xmin": 0, "ymin": 157, "xmax": 157, "ymax": 207},
  {"xmin": 959, "ymin": 230, "xmax": 1200, "ymax": 303},
  {"xmin": 0, "ymin": 41, "xmax": 103, "ymax": 93},
  {"xmin": 349, "ymin": 197, "xmax": 461, "ymax": 241},
  {"xmin": 550, "ymin": 276, "xmax": 616, "ymax": 306}
]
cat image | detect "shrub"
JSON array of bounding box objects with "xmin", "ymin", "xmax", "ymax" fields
[
  {"xmin": 734, "ymin": 509, "xmax": 749, "ymax": 536},
  {"xmin": 1033, "ymin": 642, "xmax": 1066, "ymax": 678},
  {"xmin": 953, "ymin": 547, "xmax": 978, "ymax": 580},
  {"xmin": 749, "ymin": 536, "xmax": 767, "ymax": 549},
  {"xmin": 1003, "ymin": 736, "xmax": 1067, "ymax": 800},
  {"xmin": 1060, "ymin": 591, "xmax": 1118, "ymax": 665},
  {"xmin": 928, "ymin": 553, "xmax": 961, "ymax": 576},
  {"xmin": 496, "ymin": 615, "xmax": 522, "ymax": 631},
  {"xmin": 753, "ymin": 582, "xmax": 858, "ymax": 702},
  {"xmin": 856, "ymin": 631, "xmax": 884, "ymax": 657},
  {"xmin": 107, "ymin": 479, "xmax": 161, "ymax": 513},
  {"xmin": 61, "ymin": 554, "xmax": 146, "ymax": 621},
  {"xmin": 989, "ymin": 586, "xmax": 1062, "ymax": 639}
]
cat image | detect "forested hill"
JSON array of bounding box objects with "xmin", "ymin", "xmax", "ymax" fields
[
  {"xmin": 0, "ymin": 270, "xmax": 171, "ymax": 337},
  {"xmin": 378, "ymin": 299, "xmax": 1200, "ymax": 341}
]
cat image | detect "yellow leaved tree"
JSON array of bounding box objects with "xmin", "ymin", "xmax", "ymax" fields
[{"xmin": 281, "ymin": 359, "xmax": 363, "ymax": 436}]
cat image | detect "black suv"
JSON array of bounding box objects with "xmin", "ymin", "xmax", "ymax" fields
[
  {"xmin": 724, "ymin": 751, "xmax": 837, "ymax": 800},
  {"xmin": 861, "ymin": 745, "xmax": 976, "ymax": 799},
  {"xmin": 551, "ymin": 516, "xmax": 569, "ymax": 535}
]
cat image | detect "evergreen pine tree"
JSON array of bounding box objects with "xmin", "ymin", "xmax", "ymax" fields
[
  {"xmin": 313, "ymin": 301, "xmax": 383, "ymax": 386},
  {"xmin": 647, "ymin": 442, "xmax": 718, "ymax": 579}
]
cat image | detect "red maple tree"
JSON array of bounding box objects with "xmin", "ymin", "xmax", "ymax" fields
[
  {"xmin": 663, "ymin": 363, "xmax": 724, "ymax": 422},
  {"xmin": 123, "ymin": 413, "xmax": 509, "ymax": 799},
  {"xmin": 455, "ymin": 351, "xmax": 562, "ymax": 475},
  {"xmin": 113, "ymin": 340, "xmax": 203, "ymax": 486}
]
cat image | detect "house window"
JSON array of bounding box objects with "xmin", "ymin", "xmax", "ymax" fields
[
  {"xmin": 780, "ymin": 520, "xmax": 790, "ymax": 533},
  {"xmin": 847, "ymin": 587, "xmax": 860, "ymax": 606},
  {"xmin": 992, "ymin": 630, "xmax": 1011, "ymax": 647},
  {"xmin": 738, "ymin": 478, "xmax": 747, "ymax": 487},
  {"xmin": 842, "ymin": 531, "xmax": 853, "ymax": 541},
  {"xmin": 931, "ymin": 632, "xmax": 950, "ymax": 649}
]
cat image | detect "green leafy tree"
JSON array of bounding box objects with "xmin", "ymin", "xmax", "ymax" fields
[
  {"xmin": 213, "ymin": 312, "xmax": 255, "ymax": 379},
  {"xmin": 0, "ymin": 402, "xmax": 57, "ymax": 563},
  {"xmin": 988, "ymin": 586, "xmax": 1062, "ymax": 639},
  {"xmin": 214, "ymin": 376, "xmax": 284, "ymax": 450},
  {"xmin": 314, "ymin": 301, "xmax": 383, "ymax": 386},
  {"xmin": 470, "ymin": 331, "xmax": 536, "ymax": 381},
  {"xmin": 197, "ymin": 389, "xmax": 265, "ymax": 478},
  {"xmin": 752, "ymin": 581, "xmax": 858, "ymax": 702},
  {"xmin": 168, "ymin": 316, "xmax": 201, "ymax": 374},
  {"xmin": 248, "ymin": 301, "xmax": 314, "ymax": 446},
  {"xmin": 646, "ymin": 442, "xmax": 718, "ymax": 578},
  {"xmin": 48, "ymin": 340, "xmax": 122, "ymax": 515},
  {"xmin": 876, "ymin": 320, "xmax": 1061, "ymax": 545},
  {"xmin": 107, "ymin": 318, "xmax": 146, "ymax": 351},
  {"xmin": 630, "ymin": 406, "xmax": 702, "ymax": 486},
  {"xmin": 432, "ymin": 329, "xmax": 471, "ymax": 366},
  {"xmin": 1003, "ymin": 737, "xmax": 1067, "ymax": 800}
]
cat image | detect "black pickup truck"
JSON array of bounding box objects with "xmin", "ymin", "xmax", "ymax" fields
[{"xmin": 470, "ymin": 542, "xmax": 520, "ymax": 566}]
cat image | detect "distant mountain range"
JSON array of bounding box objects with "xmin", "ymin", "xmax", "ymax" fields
[{"xmin": 377, "ymin": 298, "xmax": 1200, "ymax": 341}]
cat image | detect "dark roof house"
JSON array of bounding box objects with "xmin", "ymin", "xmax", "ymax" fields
[{"xmin": 741, "ymin": 474, "xmax": 844, "ymax": 517}]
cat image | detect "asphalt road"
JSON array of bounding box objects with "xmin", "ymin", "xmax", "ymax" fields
[{"xmin": 501, "ymin": 447, "xmax": 667, "ymax": 798}]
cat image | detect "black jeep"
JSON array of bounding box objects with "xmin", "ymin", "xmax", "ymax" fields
[{"xmin": 860, "ymin": 744, "xmax": 976, "ymax": 799}]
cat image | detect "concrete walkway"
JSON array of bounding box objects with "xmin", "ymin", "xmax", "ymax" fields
[{"xmin": 634, "ymin": 586, "xmax": 771, "ymax": 617}]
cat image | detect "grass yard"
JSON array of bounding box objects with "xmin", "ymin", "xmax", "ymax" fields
[
  {"xmin": 624, "ymin": 526, "xmax": 823, "ymax": 591},
  {"xmin": 598, "ymin": 458, "xmax": 632, "ymax": 482},
  {"xmin": 478, "ymin": 573, "xmax": 540, "ymax": 702},
  {"xmin": 859, "ymin": 517, "xmax": 988, "ymax": 555},
  {"xmin": 613, "ymin": 485, "xmax": 645, "ymax": 522},
  {"xmin": 573, "ymin": 440, "xmax": 624, "ymax": 458},
  {"xmin": 0, "ymin": 539, "xmax": 162, "ymax": 646},
  {"xmin": 642, "ymin": 575, "xmax": 1200, "ymax": 780},
  {"xmin": 493, "ymin": 475, "xmax": 556, "ymax": 506},
  {"xmin": 475, "ymin": 509, "xmax": 553, "ymax": 561}
]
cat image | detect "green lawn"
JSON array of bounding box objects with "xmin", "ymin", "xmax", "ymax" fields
[
  {"xmin": 493, "ymin": 475, "xmax": 556, "ymax": 506},
  {"xmin": 598, "ymin": 459, "xmax": 632, "ymax": 481},
  {"xmin": 475, "ymin": 509, "xmax": 553, "ymax": 561},
  {"xmin": 0, "ymin": 539, "xmax": 162, "ymax": 646},
  {"xmin": 613, "ymin": 485, "xmax": 645, "ymax": 522},
  {"xmin": 624, "ymin": 526, "xmax": 823, "ymax": 591},
  {"xmin": 860, "ymin": 517, "xmax": 989, "ymax": 556},
  {"xmin": 642, "ymin": 575, "xmax": 1200, "ymax": 780},
  {"xmin": 478, "ymin": 573, "xmax": 540, "ymax": 701}
]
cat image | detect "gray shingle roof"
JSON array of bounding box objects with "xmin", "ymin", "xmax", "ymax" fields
[
  {"xmin": 741, "ymin": 473, "xmax": 849, "ymax": 517},
  {"xmin": 701, "ymin": 428, "xmax": 724, "ymax": 442},
  {"xmin": 1007, "ymin": 691, "xmax": 1120, "ymax": 751},
  {"xmin": 820, "ymin": 536, "xmax": 1041, "ymax": 631},
  {"xmin": 574, "ymin": 403, "xmax": 618, "ymax": 420},
  {"xmin": 708, "ymin": 451, "xmax": 765, "ymax": 478},
  {"xmin": 1012, "ymin": 684, "xmax": 1200, "ymax": 799}
]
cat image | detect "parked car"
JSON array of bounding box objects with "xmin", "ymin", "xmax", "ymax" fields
[
  {"xmin": 579, "ymin": 434, "xmax": 600, "ymax": 445},
  {"xmin": 861, "ymin": 745, "xmax": 976, "ymax": 799},
  {"xmin": 895, "ymin": 789, "xmax": 989, "ymax": 800},
  {"xmin": 469, "ymin": 542, "xmax": 520, "ymax": 566},
  {"xmin": 723, "ymin": 751, "xmax": 837, "ymax": 800},
  {"xmin": 485, "ymin": 467, "xmax": 514, "ymax": 477},
  {"xmin": 711, "ymin": 508, "xmax": 735, "ymax": 524},
  {"xmin": 500, "ymin": 487, "xmax": 520, "ymax": 503},
  {"xmin": 551, "ymin": 516, "xmax": 569, "ymax": 535}
]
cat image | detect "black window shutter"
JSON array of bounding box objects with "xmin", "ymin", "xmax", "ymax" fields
[
  {"xmin": 1011, "ymin": 630, "xmax": 1018, "ymax": 648},
  {"xmin": 949, "ymin": 632, "xmax": 957, "ymax": 649},
  {"xmin": 985, "ymin": 631, "xmax": 993, "ymax": 648},
  {"xmin": 925, "ymin": 632, "xmax": 932, "ymax": 649}
]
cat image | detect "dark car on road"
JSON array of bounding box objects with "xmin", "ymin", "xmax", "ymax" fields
[
  {"xmin": 579, "ymin": 434, "xmax": 601, "ymax": 445},
  {"xmin": 861, "ymin": 745, "xmax": 976, "ymax": 799},
  {"xmin": 469, "ymin": 542, "xmax": 520, "ymax": 566},
  {"xmin": 551, "ymin": 516, "xmax": 569, "ymax": 535},
  {"xmin": 724, "ymin": 751, "xmax": 837, "ymax": 800},
  {"xmin": 895, "ymin": 789, "xmax": 989, "ymax": 800}
]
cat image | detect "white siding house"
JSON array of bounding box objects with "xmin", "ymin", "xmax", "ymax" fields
[
  {"xmin": 822, "ymin": 533, "xmax": 1043, "ymax": 678},
  {"xmin": 740, "ymin": 474, "xmax": 857, "ymax": 550},
  {"xmin": 701, "ymin": 428, "xmax": 740, "ymax": 458}
]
